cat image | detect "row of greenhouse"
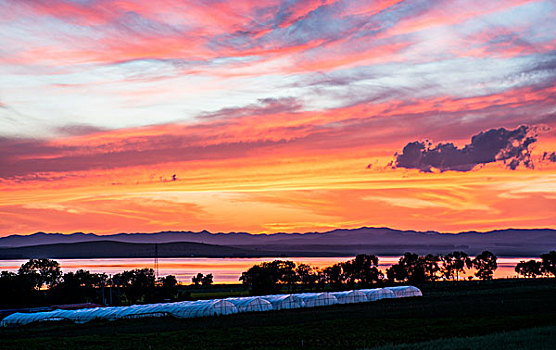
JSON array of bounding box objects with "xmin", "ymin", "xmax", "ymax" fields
[{"xmin": 0, "ymin": 286, "xmax": 422, "ymax": 327}]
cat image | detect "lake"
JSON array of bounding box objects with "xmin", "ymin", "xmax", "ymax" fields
[{"xmin": 0, "ymin": 256, "xmax": 536, "ymax": 283}]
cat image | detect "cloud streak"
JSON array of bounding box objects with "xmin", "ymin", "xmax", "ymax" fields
[{"xmin": 1, "ymin": 82, "xmax": 555, "ymax": 180}]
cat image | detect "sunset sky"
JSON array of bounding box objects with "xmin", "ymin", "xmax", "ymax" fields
[{"xmin": 1, "ymin": 0, "xmax": 555, "ymax": 236}]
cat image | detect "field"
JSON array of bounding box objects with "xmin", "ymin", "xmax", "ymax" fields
[{"xmin": 1, "ymin": 279, "xmax": 555, "ymax": 349}]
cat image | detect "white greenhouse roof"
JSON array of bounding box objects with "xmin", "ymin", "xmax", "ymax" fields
[
  {"xmin": 359, "ymin": 288, "xmax": 397, "ymax": 301},
  {"xmin": 0, "ymin": 286, "xmax": 422, "ymax": 327},
  {"xmin": 260, "ymin": 294, "xmax": 305, "ymax": 310},
  {"xmin": 330, "ymin": 290, "xmax": 367, "ymax": 304},
  {"xmin": 225, "ymin": 297, "xmax": 273, "ymax": 313},
  {"xmin": 295, "ymin": 292, "xmax": 338, "ymax": 308},
  {"xmin": 384, "ymin": 286, "xmax": 423, "ymax": 298}
]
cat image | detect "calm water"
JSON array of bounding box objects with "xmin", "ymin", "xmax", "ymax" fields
[{"xmin": 0, "ymin": 257, "xmax": 535, "ymax": 284}]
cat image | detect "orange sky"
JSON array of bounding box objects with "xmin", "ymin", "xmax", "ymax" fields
[{"xmin": 2, "ymin": 130, "xmax": 555, "ymax": 235}]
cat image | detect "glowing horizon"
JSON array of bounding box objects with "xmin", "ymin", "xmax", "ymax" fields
[{"xmin": 1, "ymin": 0, "xmax": 555, "ymax": 236}]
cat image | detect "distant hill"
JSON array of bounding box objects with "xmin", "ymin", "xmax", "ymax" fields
[
  {"xmin": 0, "ymin": 240, "xmax": 340, "ymax": 260},
  {"xmin": 0, "ymin": 227, "xmax": 554, "ymax": 257}
]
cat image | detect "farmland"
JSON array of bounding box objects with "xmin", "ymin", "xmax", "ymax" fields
[{"xmin": 1, "ymin": 278, "xmax": 555, "ymax": 349}]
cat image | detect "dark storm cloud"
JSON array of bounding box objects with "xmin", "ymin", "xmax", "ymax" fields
[{"xmin": 393, "ymin": 126, "xmax": 538, "ymax": 172}]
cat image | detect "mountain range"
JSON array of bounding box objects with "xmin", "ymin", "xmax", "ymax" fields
[{"xmin": 0, "ymin": 227, "xmax": 554, "ymax": 258}]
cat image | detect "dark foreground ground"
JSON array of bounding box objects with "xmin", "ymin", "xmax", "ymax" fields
[{"xmin": 1, "ymin": 279, "xmax": 555, "ymax": 350}]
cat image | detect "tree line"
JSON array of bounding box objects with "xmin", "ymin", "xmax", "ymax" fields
[
  {"xmin": 0, "ymin": 251, "xmax": 554, "ymax": 307},
  {"xmin": 240, "ymin": 250, "xmax": 556, "ymax": 294},
  {"xmin": 515, "ymin": 251, "xmax": 556, "ymax": 278},
  {"xmin": 0, "ymin": 259, "xmax": 180, "ymax": 308}
]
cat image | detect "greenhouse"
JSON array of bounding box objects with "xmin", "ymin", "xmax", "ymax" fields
[
  {"xmin": 359, "ymin": 288, "xmax": 396, "ymax": 301},
  {"xmin": 65, "ymin": 306, "xmax": 114, "ymax": 323},
  {"xmin": 132, "ymin": 302, "xmax": 177, "ymax": 316},
  {"xmin": 73, "ymin": 302, "xmax": 189, "ymax": 322},
  {"xmin": 111, "ymin": 304, "xmax": 171, "ymax": 320},
  {"xmin": 1, "ymin": 309, "xmax": 72, "ymax": 327},
  {"xmin": 164, "ymin": 300, "xmax": 238, "ymax": 318},
  {"xmin": 296, "ymin": 292, "xmax": 338, "ymax": 308},
  {"xmin": 330, "ymin": 290, "xmax": 367, "ymax": 304},
  {"xmin": 384, "ymin": 286, "xmax": 423, "ymax": 298},
  {"xmin": 225, "ymin": 297, "xmax": 273, "ymax": 313},
  {"xmin": 62, "ymin": 306, "xmax": 114, "ymax": 323},
  {"xmin": 260, "ymin": 294, "xmax": 305, "ymax": 310},
  {"xmin": 87, "ymin": 306, "xmax": 122, "ymax": 321},
  {"xmin": 1, "ymin": 286, "xmax": 423, "ymax": 327}
]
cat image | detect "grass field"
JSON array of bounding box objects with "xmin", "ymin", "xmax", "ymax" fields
[{"xmin": 1, "ymin": 279, "xmax": 555, "ymax": 349}]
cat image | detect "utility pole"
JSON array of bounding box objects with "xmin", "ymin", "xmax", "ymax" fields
[{"xmin": 154, "ymin": 243, "xmax": 159, "ymax": 279}]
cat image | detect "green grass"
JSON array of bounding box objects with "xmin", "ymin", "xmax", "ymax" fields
[{"xmin": 1, "ymin": 279, "xmax": 555, "ymax": 350}]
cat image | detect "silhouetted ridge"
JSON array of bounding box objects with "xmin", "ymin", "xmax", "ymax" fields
[{"xmin": 0, "ymin": 227, "xmax": 554, "ymax": 257}]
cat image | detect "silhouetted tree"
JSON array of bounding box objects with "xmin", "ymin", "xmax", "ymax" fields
[
  {"xmin": 296, "ymin": 264, "xmax": 318, "ymax": 290},
  {"xmin": 192, "ymin": 273, "xmax": 204, "ymax": 286},
  {"xmin": 387, "ymin": 253, "xmax": 424, "ymax": 283},
  {"xmin": 0, "ymin": 271, "xmax": 41, "ymax": 307},
  {"xmin": 159, "ymin": 275, "xmax": 178, "ymax": 289},
  {"xmin": 422, "ymin": 254, "xmax": 442, "ymax": 282},
  {"xmin": 442, "ymin": 251, "xmax": 472, "ymax": 280},
  {"xmin": 201, "ymin": 273, "xmax": 213, "ymax": 286},
  {"xmin": 114, "ymin": 268, "xmax": 155, "ymax": 303},
  {"xmin": 473, "ymin": 251, "xmax": 497, "ymax": 280},
  {"xmin": 63, "ymin": 269, "xmax": 107, "ymax": 288},
  {"xmin": 387, "ymin": 253, "xmax": 441, "ymax": 283},
  {"xmin": 157, "ymin": 275, "xmax": 178, "ymax": 299},
  {"xmin": 386, "ymin": 262, "xmax": 408, "ymax": 282},
  {"xmin": 272, "ymin": 260, "xmax": 298, "ymax": 290},
  {"xmin": 540, "ymin": 251, "xmax": 556, "ymax": 277},
  {"xmin": 239, "ymin": 260, "xmax": 299, "ymax": 294},
  {"xmin": 320, "ymin": 263, "xmax": 345, "ymax": 287},
  {"xmin": 50, "ymin": 270, "xmax": 107, "ymax": 304},
  {"xmin": 515, "ymin": 260, "xmax": 542, "ymax": 278},
  {"xmin": 240, "ymin": 264, "xmax": 279, "ymax": 295},
  {"xmin": 18, "ymin": 258, "xmax": 62, "ymax": 289},
  {"xmin": 341, "ymin": 254, "xmax": 383, "ymax": 287}
]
